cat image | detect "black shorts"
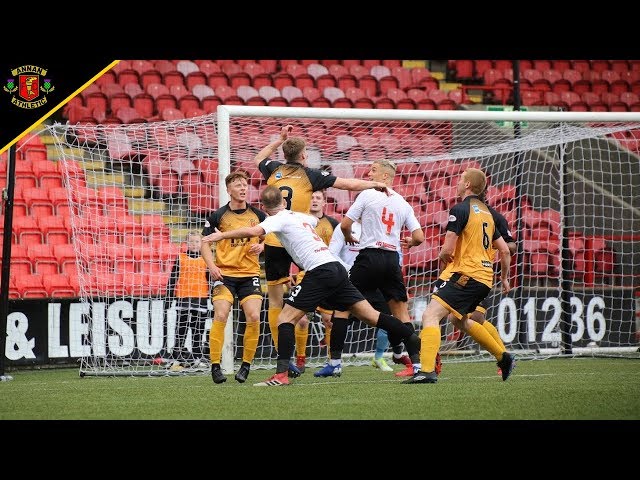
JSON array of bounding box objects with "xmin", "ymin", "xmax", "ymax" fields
[
  {"xmin": 432, "ymin": 272, "xmax": 491, "ymax": 320},
  {"xmin": 349, "ymin": 248, "xmax": 407, "ymax": 303},
  {"xmin": 283, "ymin": 261, "xmax": 365, "ymax": 313},
  {"xmin": 433, "ymin": 278, "xmax": 488, "ymax": 315},
  {"xmin": 365, "ymin": 288, "xmax": 390, "ymax": 315},
  {"xmin": 212, "ymin": 276, "xmax": 263, "ymax": 305},
  {"xmin": 264, "ymin": 245, "xmax": 299, "ymax": 285}
]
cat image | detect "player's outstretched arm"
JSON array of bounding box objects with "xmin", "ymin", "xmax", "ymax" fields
[
  {"xmin": 202, "ymin": 226, "xmax": 266, "ymax": 243},
  {"xmin": 332, "ymin": 177, "xmax": 388, "ymax": 193}
]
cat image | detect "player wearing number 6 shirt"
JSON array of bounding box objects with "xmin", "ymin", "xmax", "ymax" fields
[
  {"xmin": 406, "ymin": 168, "xmax": 513, "ymax": 384},
  {"xmin": 254, "ymin": 125, "xmax": 390, "ymax": 362},
  {"xmin": 434, "ymin": 187, "xmax": 517, "ymax": 377},
  {"xmin": 335, "ymin": 159, "xmax": 426, "ymax": 379},
  {"xmin": 201, "ymin": 185, "xmax": 421, "ymax": 387},
  {"xmin": 201, "ymin": 171, "xmax": 267, "ymax": 385}
]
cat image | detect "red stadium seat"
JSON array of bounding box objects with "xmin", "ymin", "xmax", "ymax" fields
[
  {"xmin": 54, "ymin": 244, "xmax": 78, "ymax": 276},
  {"xmin": 10, "ymin": 244, "xmax": 31, "ymax": 277},
  {"xmin": 14, "ymin": 274, "xmax": 48, "ymax": 298},
  {"xmin": 28, "ymin": 244, "xmax": 58, "ymax": 276},
  {"xmin": 37, "ymin": 215, "xmax": 70, "ymax": 245},
  {"xmin": 132, "ymin": 93, "xmax": 155, "ymax": 119},
  {"xmin": 42, "ymin": 274, "xmax": 76, "ymax": 297},
  {"xmin": 13, "ymin": 216, "xmax": 43, "ymax": 246}
]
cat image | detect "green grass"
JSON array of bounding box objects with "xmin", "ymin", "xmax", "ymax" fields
[{"xmin": 1, "ymin": 358, "xmax": 638, "ymax": 420}]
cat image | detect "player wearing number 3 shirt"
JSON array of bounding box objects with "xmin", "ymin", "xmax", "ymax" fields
[{"xmin": 254, "ymin": 125, "xmax": 390, "ymax": 362}]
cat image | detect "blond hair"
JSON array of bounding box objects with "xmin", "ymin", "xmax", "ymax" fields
[
  {"xmin": 373, "ymin": 159, "xmax": 397, "ymax": 177},
  {"xmin": 186, "ymin": 230, "xmax": 202, "ymax": 241},
  {"xmin": 282, "ymin": 137, "xmax": 306, "ymax": 163},
  {"xmin": 261, "ymin": 185, "xmax": 283, "ymax": 209},
  {"xmin": 464, "ymin": 168, "xmax": 487, "ymax": 195}
]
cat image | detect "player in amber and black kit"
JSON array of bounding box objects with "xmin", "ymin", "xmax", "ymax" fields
[
  {"xmin": 254, "ymin": 124, "xmax": 389, "ymax": 376},
  {"xmin": 408, "ymin": 168, "xmax": 514, "ymax": 384},
  {"xmin": 434, "ymin": 187, "xmax": 517, "ymax": 376},
  {"xmin": 201, "ymin": 171, "xmax": 266, "ymax": 384}
]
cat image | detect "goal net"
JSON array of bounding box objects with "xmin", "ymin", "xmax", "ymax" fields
[{"xmin": 46, "ymin": 107, "xmax": 640, "ymax": 377}]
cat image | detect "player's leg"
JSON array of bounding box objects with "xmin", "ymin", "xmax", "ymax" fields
[
  {"xmin": 320, "ymin": 310, "xmax": 332, "ymax": 352},
  {"xmin": 314, "ymin": 310, "xmax": 348, "ymax": 377},
  {"xmin": 293, "ymin": 271, "xmax": 309, "ymax": 372},
  {"xmin": 210, "ymin": 288, "xmax": 233, "ymax": 384},
  {"xmin": 400, "ymin": 299, "xmax": 448, "ymax": 384},
  {"xmin": 471, "ymin": 308, "xmax": 505, "ymax": 376},
  {"xmin": 348, "ymin": 299, "xmax": 420, "ymax": 363},
  {"xmin": 253, "ymin": 303, "xmax": 307, "ymax": 386},
  {"xmin": 264, "ymin": 245, "xmax": 292, "ymax": 352},
  {"xmin": 235, "ymin": 294, "xmax": 262, "ymax": 383},
  {"xmin": 372, "ymin": 328, "xmax": 393, "ymax": 371}
]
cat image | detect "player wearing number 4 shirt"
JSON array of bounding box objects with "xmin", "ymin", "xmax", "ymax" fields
[
  {"xmin": 202, "ymin": 185, "xmax": 421, "ymax": 387},
  {"xmin": 254, "ymin": 124, "xmax": 390, "ymax": 364},
  {"xmin": 334, "ymin": 159, "xmax": 429, "ymax": 378}
]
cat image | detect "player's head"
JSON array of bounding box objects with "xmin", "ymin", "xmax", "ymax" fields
[
  {"xmin": 458, "ymin": 167, "xmax": 487, "ymax": 198},
  {"xmin": 261, "ymin": 185, "xmax": 285, "ymax": 212},
  {"xmin": 368, "ymin": 159, "xmax": 396, "ymax": 185},
  {"xmin": 310, "ymin": 190, "xmax": 326, "ymax": 217},
  {"xmin": 282, "ymin": 137, "xmax": 307, "ymax": 166},
  {"xmin": 225, "ymin": 170, "xmax": 249, "ymax": 202},
  {"xmin": 186, "ymin": 230, "xmax": 202, "ymax": 252}
]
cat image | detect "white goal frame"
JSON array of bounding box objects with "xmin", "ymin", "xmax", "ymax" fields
[{"xmin": 216, "ymin": 106, "xmax": 640, "ymax": 372}]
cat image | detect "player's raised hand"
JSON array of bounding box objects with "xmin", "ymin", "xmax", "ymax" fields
[{"xmin": 281, "ymin": 124, "xmax": 293, "ymax": 141}]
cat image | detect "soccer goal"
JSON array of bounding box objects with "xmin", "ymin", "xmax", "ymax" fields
[{"xmin": 47, "ymin": 106, "xmax": 640, "ymax": 377}]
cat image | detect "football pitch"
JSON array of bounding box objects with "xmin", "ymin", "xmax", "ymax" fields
[{"xmin": 1, "ymin": 357, "xmax": 638, "ymax": 420}]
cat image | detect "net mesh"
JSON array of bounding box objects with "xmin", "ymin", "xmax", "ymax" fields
[{"xmin": 45, "ymin": 109, "xmax": 640, "ymax": 376}]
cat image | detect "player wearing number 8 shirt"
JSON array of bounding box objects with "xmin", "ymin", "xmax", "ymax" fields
[
  {"xmin": 201, "ymin": 171, "xmax": 267, "ymax": 385},
  {"xmin": 255, "ymin": 125, "xmax": 390, "ymax": 359}
]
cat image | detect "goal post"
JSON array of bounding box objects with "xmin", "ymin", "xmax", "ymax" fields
[{"xmin": 46, "ymin": 107, "xmax": 640, "ymax": 377}]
